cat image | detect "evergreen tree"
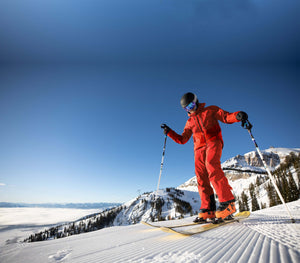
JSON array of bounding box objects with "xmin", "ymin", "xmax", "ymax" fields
[
  {"xmin": 239, "ymin": 191, "xmax": 249, "ymax": 212},
  {"xmin": 264, "ymin": 151, "xmax": 300, "ymax": 207},
  {"xmin": 265, "ymin": 182, "xmax": 277, "ymax": 207},
  {"xmin": 288, "ymin": 172, "xmax": 299, "ymax": 201},
  {"xmin": 249, "ymin": 183, "xmax": 260, "ymax": 211},
  {"xmin": 277, "ymin": 170, "xmax": 289, "ymax": 202}
]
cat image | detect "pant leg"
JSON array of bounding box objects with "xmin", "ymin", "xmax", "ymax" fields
[
  {"xmin": 205, "ymin": 140, "xmax": 235, "ymax": 203},
  {"xmin": 194, "ymin": 147, "xmax": 215, "ymax": 210}
]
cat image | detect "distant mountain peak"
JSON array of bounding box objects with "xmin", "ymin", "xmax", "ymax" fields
[{"xmin": 222, "ymin": 147, "xmax": 300, "ymax": 175}]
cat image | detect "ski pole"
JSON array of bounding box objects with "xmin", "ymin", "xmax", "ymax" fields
[
  {"xmin": 157, "ymin": 133, "xmax": 167, "ymax": 192},
  {"xmin": 242, "ymin": 120, "xmax": 295, "ymax": 223}
]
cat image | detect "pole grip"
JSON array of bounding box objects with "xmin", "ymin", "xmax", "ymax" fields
[{"xmin": 242, "ymin": 119, "xmax": 253, "ymax": 130}]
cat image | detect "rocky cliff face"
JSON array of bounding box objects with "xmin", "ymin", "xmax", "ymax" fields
[
  {"xmin": 223, "ymin": 148, "xmax": 300, "ymax": 181},
  {"xmin": 221, "ymin": 150, "xmax": 279, "ymax": 181},
  {"xmin": 223, "ymin": 150, "xmax": 280, "ymax": 172}
]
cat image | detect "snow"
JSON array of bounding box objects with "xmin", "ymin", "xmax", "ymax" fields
[
  {"xmin": 263, "ymin": 147, "xmax": 300, "ymax": 157},
  {"xmin": 1, "ymin": 200, "xmax": 299, "ymax": 263}
]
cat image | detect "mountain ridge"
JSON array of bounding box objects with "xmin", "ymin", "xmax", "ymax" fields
[{"xmin": 179, "ymin": 147, "xmax": 300, "ymax": 190}]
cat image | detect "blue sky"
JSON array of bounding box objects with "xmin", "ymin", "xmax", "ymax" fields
[{"xmin": 0, "ymin": 0, "xmax": 299, "ymax": 203}]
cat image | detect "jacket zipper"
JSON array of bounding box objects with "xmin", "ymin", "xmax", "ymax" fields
[{"xmin": 194, "ymin": 115, "xmax": 207, "ymax": 145}]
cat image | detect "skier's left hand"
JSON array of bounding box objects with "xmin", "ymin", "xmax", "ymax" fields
[
  {"xmin": 236, "ymin": 111, "xmax": 252, "ymax": 130},
  {"xmin": 236, "ymin": 111, "xmax": 248, "ymax": 122}
]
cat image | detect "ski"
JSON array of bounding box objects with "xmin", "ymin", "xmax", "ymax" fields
[
  {"xmin": 142, "ymin": 217, "xmax": 217, "ymax": 228},
  {"xmin": 160, "ymin": 211, "xmax": 250, "ymax": 236},
  {"xmin": 142, "ymin": 211, "xmax": 249, "ymax": 229},
  {"xmin": 142, "ymin": 211, "xmax": 250, "ymax": 235},
  {"xmin": 142, "ymin": 220, "xmax": 202, "ymax": 228}
]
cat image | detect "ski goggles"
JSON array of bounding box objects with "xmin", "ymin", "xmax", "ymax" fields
[{"xmin": 184, "ymin": 101, "xmax": 196, "ymax": 112}]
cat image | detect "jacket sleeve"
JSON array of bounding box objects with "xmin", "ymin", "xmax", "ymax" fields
[
  {"xmin": 215, "ymin": 106, "xmax": 240, "ymax": 124},
  {"xmin": 167, "ymin": 121, "xmax": 193, "ymax": 144}
]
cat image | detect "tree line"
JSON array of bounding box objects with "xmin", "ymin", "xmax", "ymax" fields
[
  {"xmin": 238, "ymin": 152, "xmax": 300, "ymax": 212},
  {"xmin": 24, "ymin": 206, "xmax": 123, "ymax": 243}
]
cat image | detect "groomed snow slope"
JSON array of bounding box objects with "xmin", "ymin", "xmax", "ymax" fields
[{"xmin": 1, "ymin": 200, "xmax": 299, "ymax": 263}]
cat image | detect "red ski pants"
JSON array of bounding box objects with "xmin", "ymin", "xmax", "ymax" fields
[{"xmin": 195, "ymin": 139, "xmax": 234, "ymax": 210}]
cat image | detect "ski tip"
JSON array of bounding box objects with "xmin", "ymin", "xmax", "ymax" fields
[
  {"xmin": 160, "ymin": 227, "xmax": 190, "ymax": 236},
  {"xmin": 234, "ymin": 211, "xmax": 250, "ymax": 218},
  {"xmin": 141, "ymin": 221, "xmax": 157, "ymax": 227}
]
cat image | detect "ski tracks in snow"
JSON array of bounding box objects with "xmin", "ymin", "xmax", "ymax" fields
[
  {"xmin": 68, "ymin": 219, "xmax": 300, "ymax": 263},
  {"xmin": 1, "ymin": 203, "xmax": 300, "ymax": 263},
  {"xmin": 128, "ymin": 213, "xmax": 300, "ymax": 263},
  {"xmin": 244, "ymin": 213, "xmax": 300, "ymax": 251}
]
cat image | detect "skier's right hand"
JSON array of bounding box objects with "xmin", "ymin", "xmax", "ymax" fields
[{"xmin": 161, "ymin": 124, "xmax": 170, "ymax": 135}]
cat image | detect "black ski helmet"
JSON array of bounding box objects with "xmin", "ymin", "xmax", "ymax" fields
[{"xmin": 180, "ymin": 92, "xmax": 198, "ymax": 109}]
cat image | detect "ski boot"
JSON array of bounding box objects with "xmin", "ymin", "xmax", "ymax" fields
[
  {"xmin": 193, "ymin": 209, "xmax": 215, "ymax": 223},
  {"xmin": 215, "ymin": 199, "xmax": 236, "ymax": 222}
]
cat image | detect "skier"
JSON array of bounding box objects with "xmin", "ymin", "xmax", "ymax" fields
[{"xmin": 161, "ymin": 92, "xmax": 248, "ymax": 222}]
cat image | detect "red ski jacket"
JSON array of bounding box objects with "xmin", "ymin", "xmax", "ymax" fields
[{"xmin": 168, "ymin": 103, "xmax": 240, "ymax": 151}]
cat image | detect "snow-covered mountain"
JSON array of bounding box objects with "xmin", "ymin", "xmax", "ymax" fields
[
  {"xmin": 1, "ymin": 148, "xmax": 300, "ymax": 263},
  {"xmin": 23, "ymin": 147, "xmax": 300, "ymax": 243},
  {"xmin": 95, "ymin": 147, "xmax": 298, "ymax": 228},
  {"xmin": 24, "ymin": 188, "xmax": 202, "ymax": 242},
  {"xmin": 115, "ymin": 188, "xmax": 200, "ymax": 225}
]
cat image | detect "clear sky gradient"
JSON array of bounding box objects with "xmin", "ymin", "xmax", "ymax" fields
[{"xmin": 0, "ymin": 0, "xmax": 299, "ymax": 203}]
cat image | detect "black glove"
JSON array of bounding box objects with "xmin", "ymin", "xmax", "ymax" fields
[
  {"xmin": 236, "ymin": 111, "xmax": 253, "ymax": 130},
  {"xmin": 161, "ymin": 124, "xmax": 170, "ymax": 135},
  {"xmin": 236, "ymin": 111, "xmax": 248, "ymax": 121}
]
